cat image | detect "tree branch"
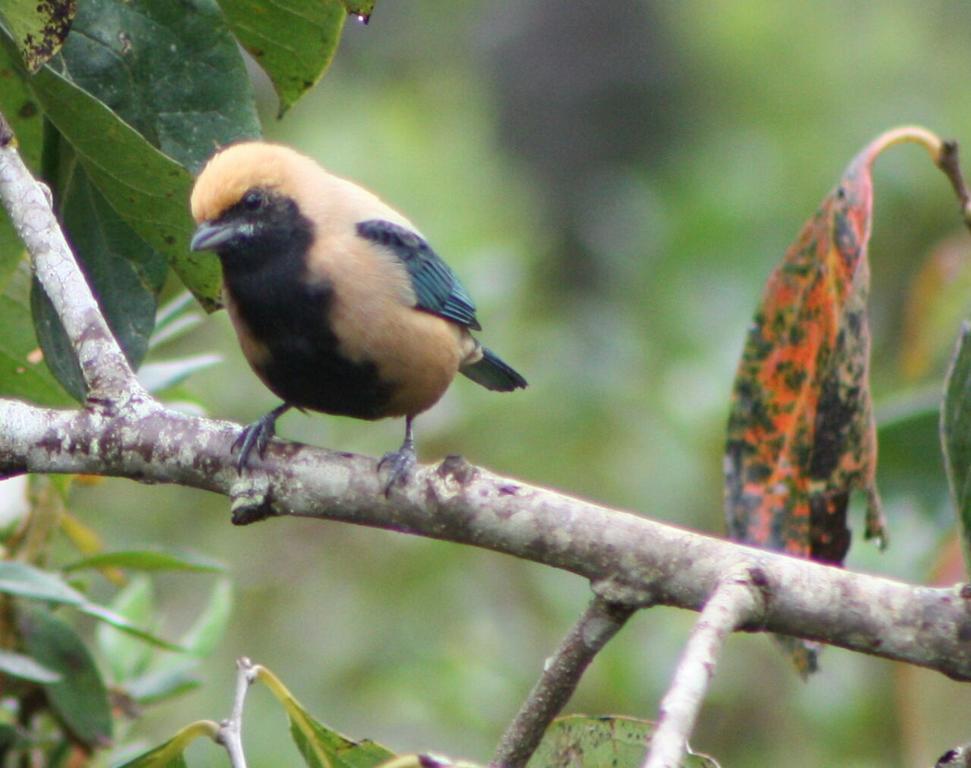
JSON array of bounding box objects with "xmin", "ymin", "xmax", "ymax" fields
[
  {"xmin": 492, "ymin": 596, "xmax": 637, "ymax": 767},
  {"xmin": 643, "ymin": 567, "xmax": 765, "ymax": 768},
  {"xmin": 1, "ymin": 397, "xmax": 970, "ymax": 683}
]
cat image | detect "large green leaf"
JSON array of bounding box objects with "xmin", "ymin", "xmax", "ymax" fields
[
  {"xmin": 528, "ymin": 715, "xmax": 720, "ymax": 768},
  {"xmin": 0, "ymin": 0, "xmax": 75, "ymax": 72},
  {"xmin": 0, "ymin": 256, "xmax": 71, "ymax": 404},
  {"xmin": 58, "ymin": 0, "xmax": 260, "ymax": 172},
  {"xmin": 0, "ymin": 37, "xmax": 43, "ymax": 170},
  {"xmin": 216, "ymin": 0, "xmax": 346, "ymax": 116},
  {"xmin": 28, "ymin": 65, "xmax": 222, "ymax": 308},
  {"xmin": 31, "ymin": 160, "xmax": 168, "ymax": 399},
  {"xmin": 17, "ymin": 605, "xmax": 113, "ymax": 748},
  {"xmin": 942, "ymin": 321, "xmax": 971, "ymax": 577}
]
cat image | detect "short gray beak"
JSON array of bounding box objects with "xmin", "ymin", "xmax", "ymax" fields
[{"xmin": 190, "ymin": 221, "xmax": 238, "ymax": 251}]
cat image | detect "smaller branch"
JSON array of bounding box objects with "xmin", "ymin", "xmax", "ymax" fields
[
  {"xmin": 491, "ymin": 596, "xmax": 637, "ymax": 768},
  {"xmin": 642, "ymin": 567, "xmax": 766, "ymax": 768},
  {"xmin": 0, "ymin": 112, "xmax": 144, "ymax": 404},
  {"xmin": 216, "ymin": 657, "xmax": 258, "ymax": 768},
  {"xmin": 936, "ymin": 140, "xmax": 971, "ymax": 232}
]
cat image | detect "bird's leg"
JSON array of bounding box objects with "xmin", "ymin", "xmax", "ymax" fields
[
  {"xmin": 378, "ymin": 415, "xmax": 417, "ymax": 494},
  {"xmin": 233, "ymin": 403, "xmax": 292, "ymax": 472}
]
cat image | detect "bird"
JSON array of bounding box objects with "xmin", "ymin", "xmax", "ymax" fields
[{"xmin": 188, "ymin": 141, "xmax": 527, "ymax": 490}]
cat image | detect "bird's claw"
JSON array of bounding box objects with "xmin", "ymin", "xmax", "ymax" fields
[
  {"xmin": 378, "ymin": 446, "xmax": 416, "ymax": 495},
  {"xmin": 232, "ymin": 416, "xmax": 275, "ymax": 472}
]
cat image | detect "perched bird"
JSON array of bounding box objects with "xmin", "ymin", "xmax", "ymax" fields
[{"xmin": 189, "ymin": 142, "xmax": 527, "ymax": 488}]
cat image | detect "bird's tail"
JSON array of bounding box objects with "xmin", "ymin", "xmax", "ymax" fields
[{"xmin": 460, "ymin": 346, "xmax": 527, "ymax": 392}]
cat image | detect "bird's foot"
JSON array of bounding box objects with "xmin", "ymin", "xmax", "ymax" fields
[
  {"xmin": 232, "ymin": 404, "xmax": 289, "ymax": 472},
  {"xmin": 378, "ymin": 444, "xmax": 416, "ymax": 495}
]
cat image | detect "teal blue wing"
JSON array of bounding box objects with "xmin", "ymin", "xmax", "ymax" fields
[{"xmin": 356, "ymin": 219, "xmax": 481, "ymax": 330}]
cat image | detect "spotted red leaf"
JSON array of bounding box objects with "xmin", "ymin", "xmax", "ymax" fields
[
  {"xmin": 724, "ymin": 135, "xmax": 900, "ymax": 566},
  {"xmin": 723, "ymin": 127, "xmax": 956, "ymax": 671},
  {"xmin": 726, "ymin": 128, "xmax": 967, "ymax": 673}
]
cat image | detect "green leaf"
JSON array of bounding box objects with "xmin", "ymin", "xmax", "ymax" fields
[
  {"xmin": 28, "ymin": 66, "xmax": 223, "ymax": 309},
  {"xmin": 0, "ymin": 261, "xmax": 72, "ymax": 404},
  {"xmin": 0, "ymin": 0, "xmax": 75, "ymax": 72},
  {"xmin": 177, "ymin": 577, "xmax": 233, "ymax": 658},
  {"xmin": 126, "ymin": 663, "xmax": 202, "ymax": 704},
  {"xmin": 113, "ymin": 720, "xmax": 217, "ymax": 768},
  {"xmin": 876, "ymin": 387, "xmax": 946, "ymax": 515},
  {"xmin": 216, "ymin": 0, "xmax": 346, "ymax": 116},
  {"xmin": 257, "ymin": 664, "xmax": 395, "ymax": 768},
  {"xmin": 0, "ymin": 37, "xmax": 43, "ymax": 170},
  {"xmin": 59, "ymin": 0, "xmax": 260, "ymax": 172},
  {"xmin": 17, "ymin": 605, "xmax": 113, "ymax": 748},
  {"xmin": 528, "ymin": 715, "xmax": 720, "ymax": 768},
  {"xmin": 96, "ymin": 575, "xmax": 155, "ymax": 683},
  {"xmin": 138, "ymin": 354, "xmax": 222, "ymax": 394},
  {"xmin": 0, "ymin": 724, "xmax": 20, "ymax": 753},
  {"xmin": 0, "ymin": 561, "xmax": 180, "ymax": 650},
  {"xmin": 30, "ymin": 274, "xmax": 84, "ymax": 401},
  {"xmin": 0, "ymin": 37, "xmax": 38, "ymax": 295},
  {"xmin": 79, "ymin": 602, "xmax": 182, "ymax": 652},
  {"xmin": 150, "ymin": 291, "xmax": 203, "ymax": 348},
  {"xmin": 0, "ymin": 647, "xmax": 61, "ymax": 683},
  {"xmin": 0, "ymin": 560, "xmax": 86, "ymax": 604},
  {"xmin": 31, "ymin": 157, "xmax": 168, "ymax": 399},
  {"xmin": 65, "ymin": 548, "xmax": 226, "ymax": 575},
  {"xmin": 942, "ymin": 321, "xmax": 971, "ymax": 577}
]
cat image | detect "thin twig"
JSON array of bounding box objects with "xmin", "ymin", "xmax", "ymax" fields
[
  {"xmin": 642, "ymin": 567, "xmax": 765, "ymax": 768},
  {"xmin": 936, "ymin": 140, "xmax": 971, "ymax": 232},
  {"xmin": 0, "ymin": 113, "xmax": 145, "ymax": 404},
  {"xmin": 216, "ymin": 657, "xmax": 257, "ymax": 768},
  {"xmin": 492, "ymin": 596, "xmax": 637, "ymax": 767}
]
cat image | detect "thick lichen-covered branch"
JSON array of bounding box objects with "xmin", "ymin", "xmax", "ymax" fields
[{"xmin": 1, "ymin": 396, "xmax": 971, "ymax": 683}]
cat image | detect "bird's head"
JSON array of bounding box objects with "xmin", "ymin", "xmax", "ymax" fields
[{"xmin": 189, "ymin": 141, "xmax": 316, "ymax": 262}]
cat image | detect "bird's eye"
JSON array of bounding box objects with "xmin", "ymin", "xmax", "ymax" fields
[{"xmin": 242, "ymin": 189, "xmax": 266, "ymax": 211}]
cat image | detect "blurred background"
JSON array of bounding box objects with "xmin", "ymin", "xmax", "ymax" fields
[{"xmin": 45, "ymin": 1, "xmax": 971, "ymax": 765}]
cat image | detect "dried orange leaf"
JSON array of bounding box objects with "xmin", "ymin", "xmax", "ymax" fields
[{"xmin": 725, "ymin": 128, "xmax": 948, "ymax": 562}]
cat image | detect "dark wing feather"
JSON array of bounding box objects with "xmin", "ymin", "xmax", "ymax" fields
[{"xmin": 356, "ymin": 219, "xmax": 481, "ymax": 330}]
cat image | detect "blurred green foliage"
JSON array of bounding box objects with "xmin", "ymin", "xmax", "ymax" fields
[{"xmin": 1, "ymin": 1, "xmax": 971, "ymax": 766}]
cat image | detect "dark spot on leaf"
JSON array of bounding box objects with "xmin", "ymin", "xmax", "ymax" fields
[
  {"xmin": 18, "ymin": 101, "xmax": 38, "ymax": 119},
  {"xmin": 163, "ymin": 235, "xmax": 175, "ymax": 245},
  {"xmin": 20, "ymin": 0, "xmax": 76, "ymax": 72}
]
